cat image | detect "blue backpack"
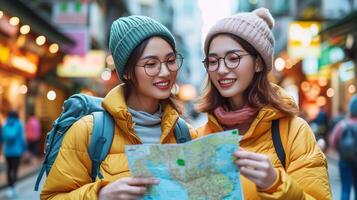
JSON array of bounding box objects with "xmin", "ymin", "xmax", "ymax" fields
[
  {"xmin": 34, "ymin": 94, "xmax": 191, "ymax": 191},
  {"xmin": 338, "ymin": 122, "xmax": 357, "ymax": 164}
]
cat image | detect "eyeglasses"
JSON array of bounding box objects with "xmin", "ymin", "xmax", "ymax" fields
[
  {"xmin": 202, "ymin": 52, "xmax": 250, "ymax": 72},
  {"xmin": 136, "ymin": 53, "xmax": 184, "ymax": 77}
]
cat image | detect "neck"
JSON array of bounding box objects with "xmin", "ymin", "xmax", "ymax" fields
[
  {"xmin": 127, "ymin": 91, "xmax": 160, "ymax": 114},
  {"xmin": 228, "ymin": 93, "xmax": 245, "ymax": 110}
]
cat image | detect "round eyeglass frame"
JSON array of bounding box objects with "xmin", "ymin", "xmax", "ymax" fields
[
  {"xmin": 202, "ymin": 52, "xmax": 250, "ymax": 72},
  {"xmin": 137, "ymin": 53, "xmax": 184, "ymax": 77}
]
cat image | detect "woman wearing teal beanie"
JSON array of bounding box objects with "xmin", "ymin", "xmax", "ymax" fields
[{"xmin": 41, "ymin": 15, "xmax": 197, "ymax": 199}]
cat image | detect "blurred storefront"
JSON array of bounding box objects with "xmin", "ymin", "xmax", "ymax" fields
[
  {"xmin": 249, "ymin": 0, "xmax": 357, "ymax": 125},
  {"xmin": 51, "ymin": 0, "xmax": 125, "ymax": 97},
  {"xmin": 273, "ymin": 20, "xmax": 327, "ymax": 120},
  {"xmin": 273, "ymin": 6, "xmax": 357, "ymax": 121},
  {"xmin": 319, "ymin": 10, "xmax": 357, "ymax": 116},
  {"xmin": 0, "ymin": 14, "xmax": 39, "ymax": 121},
  {"xmin": 0, "ymin": 69, "xmax": 26, "ymax": 122},
  {"xmin": 0, "ymin": 0, "xmax": 75, "ymax": 142},
  {"xmin": 0, "ymin": 0, "xmax": 130, "ymax": 127}
]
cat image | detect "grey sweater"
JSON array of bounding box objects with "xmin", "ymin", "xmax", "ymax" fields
[{"xmin": 128, "ymin": 105, "xmax": 163, "ymax": 144}]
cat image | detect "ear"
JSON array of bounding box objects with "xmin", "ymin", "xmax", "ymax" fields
[
  {"xmin": 255, "ymin": 57, "xmax": 264, "ymax": 72},
  {"xmin": 123, "ymin": 73, "xmax": 130, "ymax": 80}
]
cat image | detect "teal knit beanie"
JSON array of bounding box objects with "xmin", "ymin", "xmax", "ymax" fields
[
  {"xmin": 109, "ymin": 15, "xmax": 176, "ymax": 80},
  {"xmin": 349, "ymin": 95, "xmax": 357, "ymax": 117}
]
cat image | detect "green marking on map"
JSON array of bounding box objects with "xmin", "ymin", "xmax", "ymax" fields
[
  {"xmin": 75, "ymin": 2, "xmax": 81, "ymax": 12},
  {"xmin": 60, "ymin": 2, "xmax": 68, "ymax": 12},
  {"xmin": 177, "ymin": 159, "xmax": 185, "ymax": 166},
  {"xmin": 232, "ymin": 130, "xmax": 238, "ymax": 135}
]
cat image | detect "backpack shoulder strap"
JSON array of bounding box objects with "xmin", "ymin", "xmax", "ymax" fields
[
  {"xmin": 341, "ymin": 120, "xmax": 352, "ymax": 137},
  {"xmin": 343, "ymin": 120, "xmax": 353, "ymax": 130},
  {"xmin": 34, "ymin": 125, "xmax": 59, "ymax": 191},
  {"xmin": 174, "ymin": 117, "xmax": 191, "ymax": 143},
  {"xmin": 88, "ymin": 111, "xmax": 115, "ymax": 181},
  {"xmin": 272, "ymin": 119, "xmax": 286, "ymax": 169},
  {"xmin": 342, "ymin": 120, "xmax": 348, "ymax": 128}
]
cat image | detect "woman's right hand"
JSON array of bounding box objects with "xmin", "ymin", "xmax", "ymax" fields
[{"xmin": 98, "ymin": 177, "xmax": 159, "ymax": 200}]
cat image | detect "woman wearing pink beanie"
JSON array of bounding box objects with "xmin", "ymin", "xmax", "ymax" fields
[{"xmin": 196, "ymin": 8, "xmax": 332, "ymax": 199}]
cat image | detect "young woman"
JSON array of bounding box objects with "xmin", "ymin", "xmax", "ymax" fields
[
  {"xmin": 41, "ymin": 16, "xmax": 196, "ymax": 200},
  {"xmin": 196, "ymin": 8, "xmax": 332, "ymax": 199}
]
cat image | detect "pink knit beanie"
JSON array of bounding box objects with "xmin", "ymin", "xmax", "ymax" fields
[{"xmin": 204, "ymin": 8, "xmax": 275, "ymax": 71}]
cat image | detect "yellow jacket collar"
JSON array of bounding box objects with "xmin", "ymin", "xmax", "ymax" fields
[
  {"xmin": 206, "ymin": 84, "xmax": 298, "ymax": 140},
  {"xmin": 102, "ymin": 84, "xmax": 180, "ymax": 143}
]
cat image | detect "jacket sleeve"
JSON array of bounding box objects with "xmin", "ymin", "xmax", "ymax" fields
[
  {"xmin": 258, "ymin": 117, "xmax": 332, "ymax": 200},
  {"xmin": 40, "ymin": 116, "xmax": 109, "ymax": 200}
]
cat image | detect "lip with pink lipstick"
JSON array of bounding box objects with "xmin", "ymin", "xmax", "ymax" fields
[
  {"xmin": 218, "ymin": 78, "xmax": 236, "ymax": 88},
  {"xmin": 153, "ymin": 80, "xmax": 171, "ymax": 90}
]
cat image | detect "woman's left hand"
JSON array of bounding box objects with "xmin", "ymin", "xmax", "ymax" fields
[{"xmin": 233, "ymin": 148, "xmax": 277, "ymax": 189}]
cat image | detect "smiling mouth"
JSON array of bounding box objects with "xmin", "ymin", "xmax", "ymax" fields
[
  {"xmin": 218, "ymin": 79, "xmax": 236, "ymax": 88},
  {"xmin": 153, "ymin": 80, "xmax": 170, "ymax": 90}
]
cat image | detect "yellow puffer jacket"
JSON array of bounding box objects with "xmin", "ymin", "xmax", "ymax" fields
[
  {"xmin": 40, "ymin": 85, "xmax": 197, "ymax": 200},
  {"xmin": 197, "ymin": 95, "xmax": 332, "ymax": 199}
]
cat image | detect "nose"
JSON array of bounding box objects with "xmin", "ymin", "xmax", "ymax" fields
[
  {"xmin": 217, "ymin": 58, "xmax": 229, "ymax": 74},
  {"xmin": 158, "ymin": 62, "xmax": 171, "ymax": 77}
]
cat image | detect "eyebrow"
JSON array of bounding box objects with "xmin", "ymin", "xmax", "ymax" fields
[
  {"xmin": 141, "ymin": 52, "xmax": 175, "ymax": 60},
  {"xmin": 208, "ymin": 49, "xmax": 245, "ymax": 57}
]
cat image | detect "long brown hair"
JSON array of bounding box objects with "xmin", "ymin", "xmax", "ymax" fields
[
  {"xmin": 196, "ymin": 33, "xmax": 298, "ymax": 116},
  {"xmin": 122, "ymin": 37, "xmax": 183, "ymax": 114}
]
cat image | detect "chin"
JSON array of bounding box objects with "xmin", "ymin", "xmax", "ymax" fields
[
  {"xmin": 152, "ymin": 91, "xmax": 171, "ymax": 99},
  {"xmin": 217, "ymin": 88, "xmax": 243, "ymax": 98},
  {"xmin": 219, "ymin": 91, "xmax": 236, "ymax": 98},
  {"xmin": 154, "ymin": 94, "xmax": 171, "ymax": 99}
]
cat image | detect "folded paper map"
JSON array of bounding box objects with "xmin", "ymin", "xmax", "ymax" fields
[{"xmin": 125, "ymin": 129, "xmax": 243, "ymax": 200}]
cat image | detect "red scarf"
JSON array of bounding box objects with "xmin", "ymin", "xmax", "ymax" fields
[{"xmin": 213, "ymin": 105, "xmax": 258, "ymax": 134}]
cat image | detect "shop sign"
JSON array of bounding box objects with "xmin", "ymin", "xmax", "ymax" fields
[
  {"xmin": 0, "ymin": 43, "xmax": 10, "ymax": 64},
  {"xmin": 339, "ymin": 61, "xmax": 355, "ymax": 82},
  {"xmin": 319, "ymin": 43, "xmax": 344, "ymax": 68},
  {"xmin": 0, "ymin": 15, "xmax": 18, "ymax": 36},
  {"xmin": 52, "ymin": 1, "xmax": 89, "ymax": 25},
  {"xmin": 329, "ymin": 47, "xmax": 345, "ymax": 63},
  {"xmin": 288, "ymin": 21, "xmax": 321, "ymax": 59},
  {"xmin": 0, "ymin": 39, "xmax": 39, "ymax": 75},
  {"xmin": 10, "ymin": 55, "xmax": 38, "ymax": 74},
  {"xmin": 61, "ymin": 28, "xmax": 90, "ymax": 56},
  {"xmin": 57, "ymin": 50, "xmax": 106, "ymax": 77}
]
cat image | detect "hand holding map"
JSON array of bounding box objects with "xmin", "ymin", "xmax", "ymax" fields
[{"xmin": 125, "ymin": 130, "xmax": 244, "ymax": 200}]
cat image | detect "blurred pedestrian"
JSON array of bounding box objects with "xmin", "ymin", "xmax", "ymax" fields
[
  {"xmin": 329, "ymin": 95, "xmax": 357, "ymax": 200},
  {"xmin": 40, "ymin": 15, "xmax": 197, "ymax": 199},
  {"xmin": 25, "ymin": 110, "xmax": 41, "ymax": 159},
  {"xmin": 196, "ymin": 8, "xmax": 332, "ymax": 199},
  {"xmin": 0, "ymin": 111, "xmax": 26, "ymax": 198},
  {"xmin": 331, "ymin": 105, "xmax": 346, "ymax": 131},
  {"xmin": 310, "ymin": 106, "xmax": 329, "ymax": 150}
]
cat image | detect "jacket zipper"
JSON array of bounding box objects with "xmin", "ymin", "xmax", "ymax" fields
[
  {"xmin": 161, "ymin": 117, "xmax": 178, "ymax": 144},
  {"xmin": 127, "ymin": 122, "xmax": 142, "ymax": 144}
]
